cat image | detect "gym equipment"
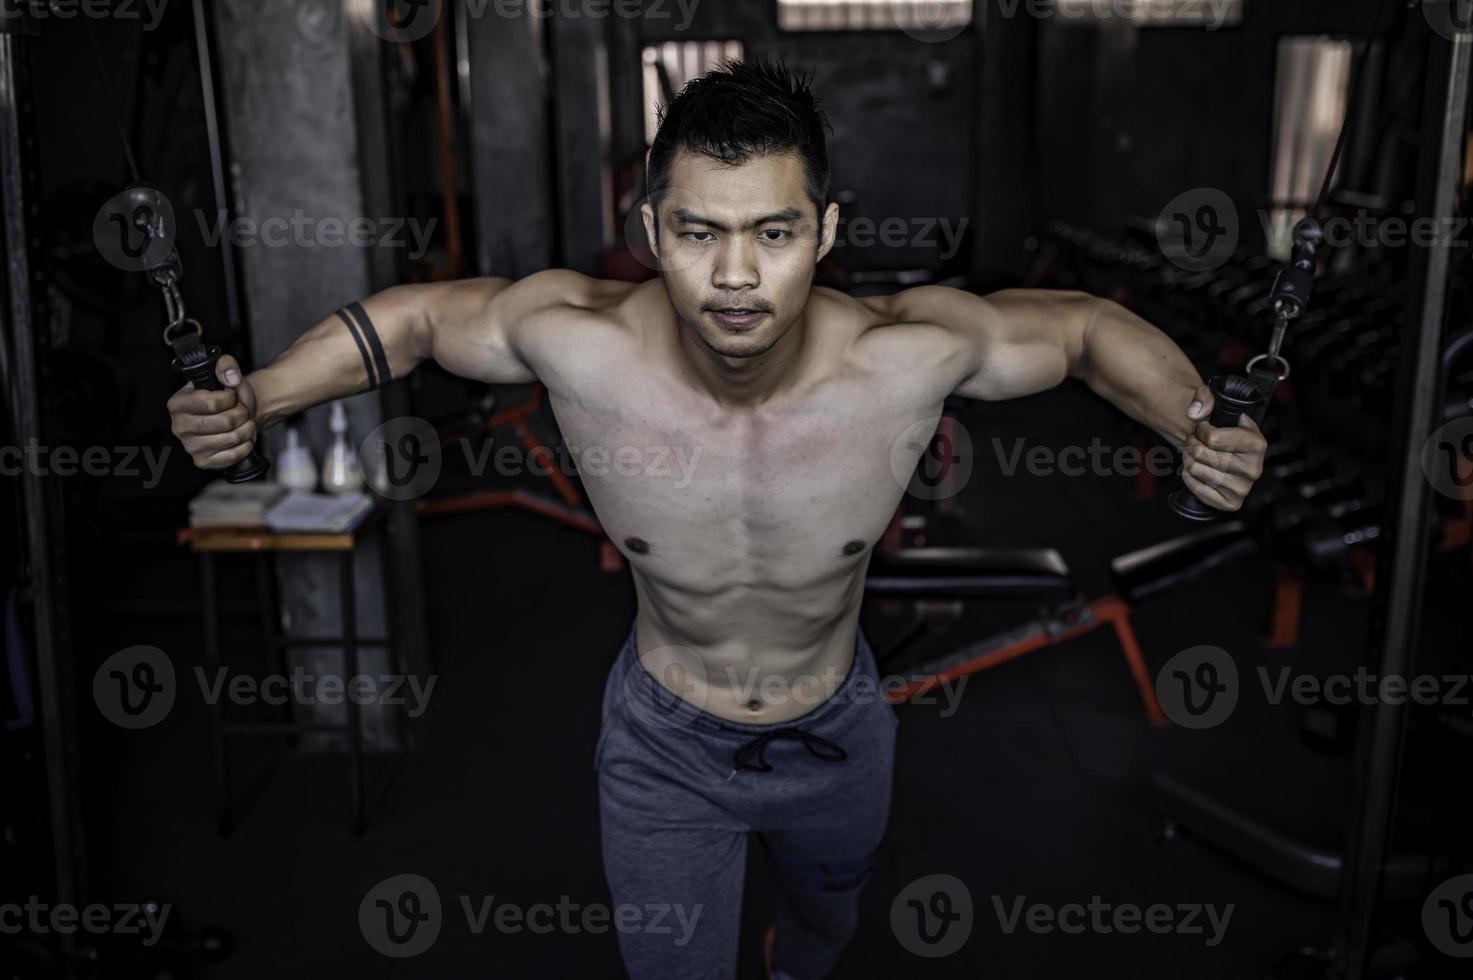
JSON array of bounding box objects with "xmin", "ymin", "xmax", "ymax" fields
[
  {"xmin": 77, "ymin": 0, "xmax": 270, "ymax": 484},
  {"xmin": 862, "ymin": 406, "xmax": 1166, "ymax": 725},
  {"xmin": 1166, "ymin": 211, "xmax": 1323, "ymax": 521},
  {"xmin": 1168, "ymin": 373, "xmax": 1270, "ymax": 520},
  {"xmin": 412, "ymin": 383, "xmax": 619, "ymax": 569},
  {"xmin": 864, "ymin": 541, "xmax": 1165, "ymax": 726},
  {"xmin": 106, "ymin": 187, "xmax": 270, "ymax": 484},
  {"xmin": 1034, "ymin": 13, "xmax": 1473, "ymax": 977},
  {"xmin": 84, "ymin": 33, "xmax": 271, "ymax": 484}
]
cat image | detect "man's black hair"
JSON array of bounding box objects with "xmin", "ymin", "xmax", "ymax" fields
[{"xmin": 647, "ymin": 60, "xmax": 832, "ymax": 219}]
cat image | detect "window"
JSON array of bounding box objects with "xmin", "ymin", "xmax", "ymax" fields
[
  {"xmin": 642, "ymin": 41, "xmax": 746, "ymax": 144},
  {"xmin": 776, "ymin": 0, "xmax": 972, "ymax": 34},
  {"xmin": 1266, "ymin": 36, "xmax": 1355, "ymax": 257},
  {"xmin": 1054, "ymin": 0, "xmax": 1243, "ymax": 27}
]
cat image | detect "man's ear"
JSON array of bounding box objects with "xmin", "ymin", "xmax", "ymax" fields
[
  {"xmin": 641, "ymin": 201, "xmax": 660, "ymax": 261},
  {"xmin": 816, "ymin": 201, "xmax": 841, "ymax": 263}
]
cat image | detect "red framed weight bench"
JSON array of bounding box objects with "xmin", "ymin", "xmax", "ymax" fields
[{"xmin": 865, "ymin": 545, "xmax": 1165, "ymax": 725}]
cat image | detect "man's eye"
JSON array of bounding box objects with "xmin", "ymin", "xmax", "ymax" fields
[
  {"xmin": 681, "ymin": 231, "xmax": 716, "ymax": 243},
  {"xmin": 759, "ymin": 229, "xmax": 791, "ymax": 243}
]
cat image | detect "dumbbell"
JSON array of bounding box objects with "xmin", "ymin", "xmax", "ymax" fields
[
  {"xmin": 1329, "ymin": 340, "xmax": 1399, "ymax": 398},
  {"xmin": 1443, "ymin": 383, "xmax": 1473, "ymax": 423},
  {"xmin": 1269, "ymin": 448, "xmax": 1337, "ymax": 484},
  {"xmin": 1294, "ymin": 468, "xmax": 1372, "ymax": 509},
  {"xmin": 1296, "ymin": 313, "xmax": 1384, "ymax": 363},
  {"xmin": 1323, "ymin": 326, "xmax": 1398, "ymax": 378}
]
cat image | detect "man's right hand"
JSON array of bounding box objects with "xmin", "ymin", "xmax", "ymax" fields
[{"xmin": 166, "ymin": 354, "xmax": 261, "ymax": 471}]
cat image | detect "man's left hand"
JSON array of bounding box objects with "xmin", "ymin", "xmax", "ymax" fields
[{"xmin": 1180, "ymin": 382, "xmax": 1269, "ymax": 512}]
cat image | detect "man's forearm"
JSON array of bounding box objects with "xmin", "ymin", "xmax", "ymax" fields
[
  {"xmin": 1074, "ymin": 298, "xmax": 1204, "ymax": 450},
  {"xmin": 247, "ymin": 283, "xmax": 452, "ymax": 430}
]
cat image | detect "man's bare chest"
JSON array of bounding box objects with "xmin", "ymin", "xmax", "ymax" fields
[{"xmin": 545, "ymin": 381, "xmax": 938, "ymax": 580}]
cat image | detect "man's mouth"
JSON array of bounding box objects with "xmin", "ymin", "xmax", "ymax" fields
[{"xmin": 708, "ymin": 308, "xmax": 769, "ymax": 330}]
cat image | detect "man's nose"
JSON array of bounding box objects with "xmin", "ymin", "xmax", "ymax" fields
[{"xmin": 712, "ymin": 238, "xmax": 759, "ymax": 292}]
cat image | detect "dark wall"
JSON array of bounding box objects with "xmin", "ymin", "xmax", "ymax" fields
[
  {"xmin": 1035, "ymin": 0, "xmax": 1390, "ymax": 236},
  {"xmin": 487, "ymin": 0, "xmax": 1400, "ymax": 288},
  {"xmin": 623, "ymin": 2, "xmax": 980, "ymax": 276}
]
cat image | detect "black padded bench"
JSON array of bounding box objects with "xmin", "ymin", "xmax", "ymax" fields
[
  {"xmin": 865, "ymin": 547, "xmax": 1077, "ymax": 601},
  {"xmin": 861, "ymin": 544, "xmax": 1163, "ymax": 723}
]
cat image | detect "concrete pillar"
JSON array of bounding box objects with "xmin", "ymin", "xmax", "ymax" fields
[
  {"xmin": 213, "ymin": 0, "xmax": 420, "ymax": 749},
  {"xmin": 464, "ymin": 2, "xmax": 556, "ymax": 275}
]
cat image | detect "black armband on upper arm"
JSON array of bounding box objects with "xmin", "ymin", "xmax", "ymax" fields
[{"xmin": 335, "ymin": 301, "xmax": 392, "ymax": 391}]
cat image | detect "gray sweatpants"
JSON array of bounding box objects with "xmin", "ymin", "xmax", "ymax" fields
[{"xmin": 594, "ymin": 626, "xmax": 898, "ymax": 980}]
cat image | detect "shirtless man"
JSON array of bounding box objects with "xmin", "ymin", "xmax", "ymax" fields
[{"xmin": 168, "ymin": 61, "xmax": 1265, "ymax": 980}]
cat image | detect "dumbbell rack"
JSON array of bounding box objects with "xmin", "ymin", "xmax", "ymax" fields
[
  {"xmin": 1041, "ymin": 176, "xmax": 1473, "ymax": 976},
  {"xmin": 1043, "ymin": 222, "xmax": 1472, "ymax": 602}
]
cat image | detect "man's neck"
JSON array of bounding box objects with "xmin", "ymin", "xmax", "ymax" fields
[{"xmin": 672, "ymin": 308, "xmax": 813, "ymax": 409}]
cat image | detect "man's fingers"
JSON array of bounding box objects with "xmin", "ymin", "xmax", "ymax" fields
[
  {"xmin": 169, "ymin": 385, "xmax": 240, "ymax": 416},
  {"xmin": 216, "ymin": 354, "xmax": 243, "ymax": 388},
  {"xmin": 199, "ymin": 439, "xmax": 259, "ymax": 470},
  {"xmin": 1187, "ymin": 383, "xmax": 1213, "ymax": 421},
  {"xmin": 172, "ymin": 401, "xmax": 252, "ymax": 437},
  {"xmin": 187, "ymin": 419, "xmax": 258, "ymax": 457},
  {"xmin": 1183, "ymin": 455, "xmax": 1249, "ymax": 503},
  {"xmin": 1181, "ymin": 466, "xmax": 1241, "ymax": 512},
  {"xmin": 1198, "ymin": 422, "xmax": 1263, "ymax": 452},
  {"xmin": 1186, "ymin": 440, "xmax": 1261, "ymax": 481}
]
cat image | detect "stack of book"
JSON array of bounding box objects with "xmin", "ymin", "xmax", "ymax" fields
[
  {"xmin": 263, "ymin": 490, "xmax": 375, "ymax": 534},
  {"xmin": 187, "ymin": 481, "xmax": 287, "ymax": 528}
]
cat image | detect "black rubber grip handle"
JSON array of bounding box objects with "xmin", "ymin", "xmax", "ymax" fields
[
  {"xmin": 1168, "ymin": 374, "xmax": 1265, "ymax": 521},
  {"xmin": 172, "ymin": 345, "xmax": 271, "ymax": 484}
]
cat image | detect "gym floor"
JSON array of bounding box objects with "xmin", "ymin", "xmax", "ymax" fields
[{"xmin": 91, "ymin": 381, "xmax": 1471, "ymax": 978}]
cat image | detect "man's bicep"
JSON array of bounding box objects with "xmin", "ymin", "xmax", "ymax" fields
[
  {"xmin": 420, "ymin": 270, "xmax": 606, "ymax": 384},
  {"xmin": 948, "ymin": 288, "xmax": 1094, "ymax": 401}
]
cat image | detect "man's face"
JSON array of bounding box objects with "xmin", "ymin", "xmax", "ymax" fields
[{"xmin": 643, "ymin": 149, "xmax": 839, "ymax": 360}]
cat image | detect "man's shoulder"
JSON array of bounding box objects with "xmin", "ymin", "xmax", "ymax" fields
[
  {"xmin": 806, "ymin": 286, "xmax": 962, "ymax": 372},
  {"xmin": 501, "ymin": 272, "xmax": 666, "ymax": 345},
  {"xmin": 501, "ymin": 273, "xmax": 667, "ymax": 381},
  {"xmin": 509, "ymin": 269, "xmax": 654, "ymax": 316}
]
